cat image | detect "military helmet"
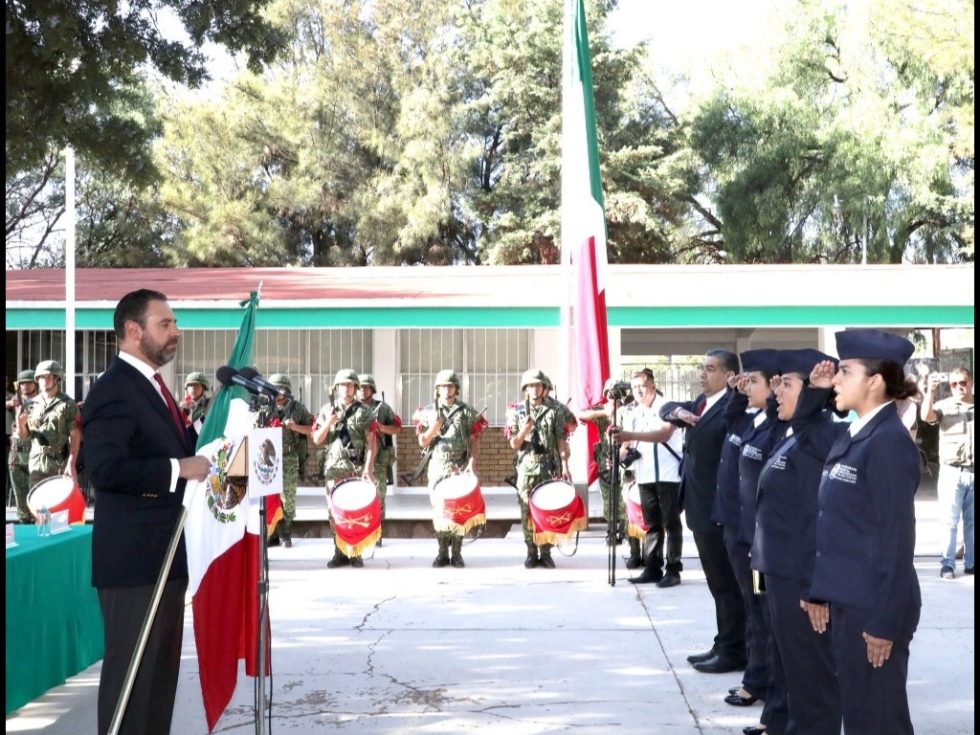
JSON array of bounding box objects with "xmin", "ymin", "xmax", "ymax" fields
[
  {"xmin": 34, "ymin": 360, "xmax": 63, "ymax": 379},
  {"xmin": 333, "ymin": 368, "xmax": 360, "ymax": 387},
  {"xmin": 520, "ymin": 368, "xmax": 548, "ymax": 391},
  {"xmin": 357, "ymin": 374, "xmax": 377, "ymax": 391},
  {"xmin": 15, "ymin": 369, "xmax": 37, "ymax": 385},
  {"xmin": 184, "ymin": 371, "xmax": 210, "ymax": 390},
  {"xmin": 268, "ymin": 373, "xmax": 292, "ymax": 390},
  {"xmin": 433, "ymin": 369, "xmax": 461, "ymax": 389},
  {"xmin": 541, "ymin": 373, "xmax": 553, "ymax": 391}
]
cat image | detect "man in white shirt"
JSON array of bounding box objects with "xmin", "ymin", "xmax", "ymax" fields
[{"xmin": 610, "ymin": 368, "xmax": 685, "ymax": 587}]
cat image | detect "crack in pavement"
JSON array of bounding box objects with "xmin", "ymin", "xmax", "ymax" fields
[{"xmin": 354, "ymin": 595, "xmax": 395, "ymax": 632}]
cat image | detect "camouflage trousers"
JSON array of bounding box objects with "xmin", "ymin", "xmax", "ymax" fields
[
  {"xmin": 516, "ymin": 469, "xmax": 550, "ymax": 546},
  {"xmin": 10, "ymin": 462, "xmax": 32, "ymax": 523},
  {"xmin": 372, "ymin": 457, "xmax": 392, "ymax": 522},
  {"xmin": 281, "ymin": 456, "xmax": 299, "ymax": 525}
]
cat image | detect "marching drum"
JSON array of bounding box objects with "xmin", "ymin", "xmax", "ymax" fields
[
  {"xmin": 527, "ymin": 479, "xmax": 588, "ymax": 546},
  {"xmin": 27, "ymin": 476, "xmax": 87, "ymax": 525},
  {"xmin": 432, "ymin": 473, "xmax": 486, "ymax": 535},
  {"xmin": 623, "ymin": 481, "xmax": 649, "ymax": 538},
  {"xmin": 329, "ymin": 478, "xmax": 381, "ymax": 557}
]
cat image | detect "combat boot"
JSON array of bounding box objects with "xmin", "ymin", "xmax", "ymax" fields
[
  {"xmin": 450, "ymin": 536, "xmax": 465, "ymax": 568},
  {"xmin": 538, "ymin": 544, "xmax": 556, "ymax": 569},
  {"xmin": 326, "ymin": 543, "xmax": 350, "ymax": 568},
  {"xmin": 281, "ymin": 520, "xmax": 292, "ymax": 548},
  {"xmin": 432, "ymin": 536, "xmax": 451, "ymax": 567},
  {"xmin": 524, "ymin": 542, "xmax": 539, "ymax": 569},
  {"xmin": 626, "ymin": 537, "xmax": 642, "ymax": 569}
]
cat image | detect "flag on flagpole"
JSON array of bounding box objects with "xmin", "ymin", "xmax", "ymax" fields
[
  {"xmin": 562, "ymin": 0, "xmax": 610, "ymax": 484},
  {"xmin": 183, "ymin": 290, "xmax": 269, "ymax": 732}
]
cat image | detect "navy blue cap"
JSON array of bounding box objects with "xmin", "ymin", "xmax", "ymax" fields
[
  {"xmin": 778, "ymin": 349, "xmax": 837, "ymax": 377},
  {"xmin": 835, "ymin": 329, "xmax": 914, "ymax": 365},
  {"xmin": 739, "ymin": 349, "xmax": 780, "ymax": 375}
]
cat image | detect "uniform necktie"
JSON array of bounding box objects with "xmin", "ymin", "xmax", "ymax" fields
[
  {"xmin": 153, "ymin": 373, "xmax": 188, "ymax": 439},
  {"xmin": 695, "ymin": 398, "xmax": 707, "ymax": 416}
]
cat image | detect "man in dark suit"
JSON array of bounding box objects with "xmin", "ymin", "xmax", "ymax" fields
[
  {"xmin": 660, "ymin": 348, "xmax": 746, "ymax": 674},
  {"xmin": 82, "ymin": 289, "xmax": 210, "ymax": 735}
]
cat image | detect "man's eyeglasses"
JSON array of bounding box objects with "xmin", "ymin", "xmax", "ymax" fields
[{"xmin": 949, "ymin": 381, "xmax": 969, "ymax": 388}]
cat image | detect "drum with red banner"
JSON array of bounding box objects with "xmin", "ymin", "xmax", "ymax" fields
[
  {"xmin": 622, "ymin": 481, "xmax": 649, "ymax": 539},
  {"xmin": 329, "ymin": 478, "xmax": 381, "ymax": 557},
  {"xmin": 432, "ymin": 473, "xmax": 486, "ymax": 535},
  {"xmin": 527, "ymin": 479, "xmax": 588, "ymax": 546},
  {"xmin": 27, "ymin": 476, "xmax": 87, "ymax": 524}
]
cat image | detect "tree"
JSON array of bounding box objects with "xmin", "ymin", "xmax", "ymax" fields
[{"xmin": 5, "ymin": 0, "xmax": 283, "ymax": 183}]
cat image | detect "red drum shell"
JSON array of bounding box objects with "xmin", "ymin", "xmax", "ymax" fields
[
  {"xmin": 433, "ymin": 473, "xmax": 486, "ymax": 533},
  {"xmin": 27, "ymin": 476, "xmax": 86, "ymax": 524},
  {"xmin": 329, "ymin": 478, "xmax": 381, "ymax": 556},
  {"xmin": 528, "ymin": 480, "xmax": 587, "ymax": 544}
]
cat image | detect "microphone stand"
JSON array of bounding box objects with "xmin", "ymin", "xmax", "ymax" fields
[
  {"xmin": 251, "ymin": 394, "xmax": 272, "ymax": 735},
  {"xmin": 607, "ymin": 396, "xmax": 621, "ymax": 586}
]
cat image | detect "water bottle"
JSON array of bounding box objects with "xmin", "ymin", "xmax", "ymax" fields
[{"xmin": 38, "ymin": 505, "xmax": 50, "ymax": 537}]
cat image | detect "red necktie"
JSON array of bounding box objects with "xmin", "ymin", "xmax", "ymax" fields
[
  {"xmin": 695, "ymin": 398, "xmax": 707, "ymax": 416},
  {"xmin": 153, "ymin": 373, "xmax": 189, "ymax": 441}
]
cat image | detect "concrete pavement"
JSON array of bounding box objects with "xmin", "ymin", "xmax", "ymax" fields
[{"xmin": 6, "ymin": 519, "xmax": 974, "ymax": 734}]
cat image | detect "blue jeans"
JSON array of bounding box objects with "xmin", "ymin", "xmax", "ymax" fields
[{"xmin": 938, "ymin": 465, "xmax": 974, "ymax": 570}]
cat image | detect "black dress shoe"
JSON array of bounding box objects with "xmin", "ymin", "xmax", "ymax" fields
[
  {"xmin": 742, "ymin": 727, "xmax": 766, "ymax": 735},
  {"xmin": 693, "ymin": 654, "xmax": 747, "ymax": 674},
  {"xmin": 628, "ymin": 569, "xmax": 664, "ymax": 584},
  {"xmin": 725, "ymin": 692, "xmax": 759, "ymax": 706},
  {"xmin": 687, "ymin": 649, "xmax": 716, "ymax": 664},
  {"xmin": 656, "ymin": 573, "xmax": 681, "ymax": 588}
]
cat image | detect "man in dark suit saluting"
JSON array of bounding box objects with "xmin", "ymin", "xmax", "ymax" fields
[
  {"xmin": 83, "ymin": 289, "xmax": 211, "ymax": 735},
  {"xmin": 660, "ymin": 349, "xmax": 747, "ymax": 674}
]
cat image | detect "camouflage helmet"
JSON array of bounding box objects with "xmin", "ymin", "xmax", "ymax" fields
[
  {"xmin": 433, "ymin": 369, "xmax": 461, "ymax": 389},
  {"xmin": 268, "ymin": 373, "xmax": 292, "ymax": 390},
  {"xmin": 357, "ymin": 374, "xmax": 377, "ymax": 391},
  {"xmin": 184, "ymin": 371, "xmax": 210, "ymax": 391},
  {"xmin": 332, "ymin": 368, "xmax": 360, "ymax": 387},
  {"xmin": 34, "ymin": 360, "xmax": 63, "ymax": 379},
  {"xmin": 541, "ymin": 373, "xmax": 554, "ymax": 392},
  {"xmin": 15, "ymin": 369, "xmax": 37, "ymax": 385},
  {"xmin": 520, "ymin": 368, "xmax": 548, "ymax": 391}
]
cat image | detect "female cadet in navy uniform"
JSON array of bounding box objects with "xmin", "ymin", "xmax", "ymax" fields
[
  {"xmin": 751, "ymin": 349, "xmax": 842, "ymax": 735},
  {"xmin": 802, "ymin": 329, "xmax": 920, "ymax": 735}
]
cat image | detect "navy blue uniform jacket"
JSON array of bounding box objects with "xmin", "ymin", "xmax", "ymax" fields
[
  {"xmin": 660, "ymin": 389, "xmax": 732, "ymax": 533},
  {"xmin": 712, "ymin": 391, "xmax": 754, "ymax": 528},
  {"xmin": 82, "ymin": 356, "xmax": 197, "ymax": 588},
  {"xmin": 735, "ymin": 397, "xmax": 785, "ymax": 547},
  {"xmin": 801, "ymin": 387, "xmax": 921, "ymax": 641}
]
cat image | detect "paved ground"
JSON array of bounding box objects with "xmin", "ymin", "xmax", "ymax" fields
[{"xmin": 6, "ymin": 510, "xmax": 974, "ymax": 735}]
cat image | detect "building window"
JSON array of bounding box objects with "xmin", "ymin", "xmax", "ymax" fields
[{"xmin": 398, "ymin": 329, "xmax": 529, "ymax": 425}]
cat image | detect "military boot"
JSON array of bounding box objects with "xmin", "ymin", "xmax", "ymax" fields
[
  {"xmin": 450, "ymin": 536, "xmax": 465, "ymax": 568},
  {"xmin": 326, "ymin": 542, "xmax": 350, "ymax": 568},
  {"xmin": 281, "ymin": 520, "xmax": 292, "ymax": 549},
  {"xmin": 538, "ymin": 544, "xmax": 556, "ymax": 569},
  {"xmin": 626, "ymin": 537, "xmax": 642, "ymax": 569},
  {"xmin": 432, "ymin": 536, "xmax": 451, "ymax": 567},
  {"xmin": 524, "ymin": 542, "xmax": 539, "ymax": 569}
]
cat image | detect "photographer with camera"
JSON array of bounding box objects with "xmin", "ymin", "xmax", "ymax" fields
[{"xmin": 609, "ymin": 369, "xmax": 684, "ymax": 587}]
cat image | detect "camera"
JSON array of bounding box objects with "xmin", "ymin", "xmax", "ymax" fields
[
  {"xmin": 605, "ymin": 380, "xmax": 631, "ymax": 402},
  {"xmin": 620, "ymin": 447, "xmax": 642, "ymax": 468},
  {"xmin": 934, "ymin": 372, "xmax": 949, "ymax": 382}
]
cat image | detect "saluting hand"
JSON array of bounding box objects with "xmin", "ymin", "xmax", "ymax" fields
[
  {"xmin": 809, "ymin": 360, "xmax": 837, "ymax": 389},
  {"xmin": 862, "ymin": 632, "xmax": 893, "ymax": 668},
  {"xmin": 800, "ymin": 600, "xmax": 830, "ymax": 634}
]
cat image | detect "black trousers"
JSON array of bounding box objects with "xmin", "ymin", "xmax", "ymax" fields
[
  {"xmin": 97, "ymin": 578, "xmax": 187, "ymax": 735},
  {"xmin": 767, "ymin": 575, "xmax": 841, "ymax": 735},
  {"xmin": 637, "ymin": 481, "xmax": 682, "ymax": 575},
  {"xmin": 831, "ymin": 601, "xmax": 917, "ymax": 735},
  {"xmin": 692, "ymin": 526, "xmax": 746, "ymax": 661}
]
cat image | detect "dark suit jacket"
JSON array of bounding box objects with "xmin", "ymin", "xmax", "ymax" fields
[
  {"xmin": 82, "ymin": 356, "xmax": 197, "ymax": 588},
  {"xmin": 660, "ymin": 389, "xmax": 733, "ymax": 533}
]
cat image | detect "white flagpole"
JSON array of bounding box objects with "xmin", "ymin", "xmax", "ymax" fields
[{"xmin": 65, "ymin": 146, "xmax": 77, "ymax": 398}]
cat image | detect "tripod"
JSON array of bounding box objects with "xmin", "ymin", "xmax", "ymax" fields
[{"xmin": 251, "ymin": 395, "xmax": 274, "ymax": 735}]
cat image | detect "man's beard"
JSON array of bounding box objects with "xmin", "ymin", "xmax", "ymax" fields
[{"xmin": 140, "ymin": 332, "xmax": 179, "ymax": 368}]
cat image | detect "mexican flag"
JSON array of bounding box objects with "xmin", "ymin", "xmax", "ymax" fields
[
  {"xmin": 562, "ymin": 0, "xmax": 610, "ymax": 484},
  {"xmin": 183, "ymin": 291, "xmax": 269, "ymax": 732}
]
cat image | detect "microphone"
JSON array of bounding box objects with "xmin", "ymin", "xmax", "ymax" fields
[
  {"xmin": 215, "ymin": 366, "xmax": 277, "ymax": 398},
  {"xmin": 239, "ymin": 367, "xmax": 289, "ymax": 397}
]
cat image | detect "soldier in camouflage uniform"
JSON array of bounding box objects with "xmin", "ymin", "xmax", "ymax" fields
[
  {"xmin": 179, "ymin": 372, "xmax": 211, "ymax": 431},
  {"xmin": 577, "ymin": 378, "xmax": 640, "ymax": 567},
  {"xmin": 258, "ymin": 374, "xmax": 313, "ymax": 548},
  {"xmin": 16, "ymin": 360, "xmax": 81, "ymax": 496},
  {"xmin": 414, "ymin": 369, "xmax": 487, "ymax": 568},
  {"xmin": 312, "ymin": 369, "xmax": 378, "ymax": 568},
  {"xmin": 357, "ymin": 374, "xmax": 401, "ymax": 542},
  {"xmin": 8, "ymin": 370, "xmax": 39, "ymax": 522},
  {"xmin": 505, "ymin": 369, "xmax": 573, "ymax": 569}
]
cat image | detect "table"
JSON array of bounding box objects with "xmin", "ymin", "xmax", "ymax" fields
[{"xmin": 5, "ymin": 524, "xmax": 104, "ymax": 714}]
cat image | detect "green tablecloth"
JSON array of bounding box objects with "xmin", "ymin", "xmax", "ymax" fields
[{"xmin": 5, "ymin": 524, "xmax": 104, "ymax": 714}]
